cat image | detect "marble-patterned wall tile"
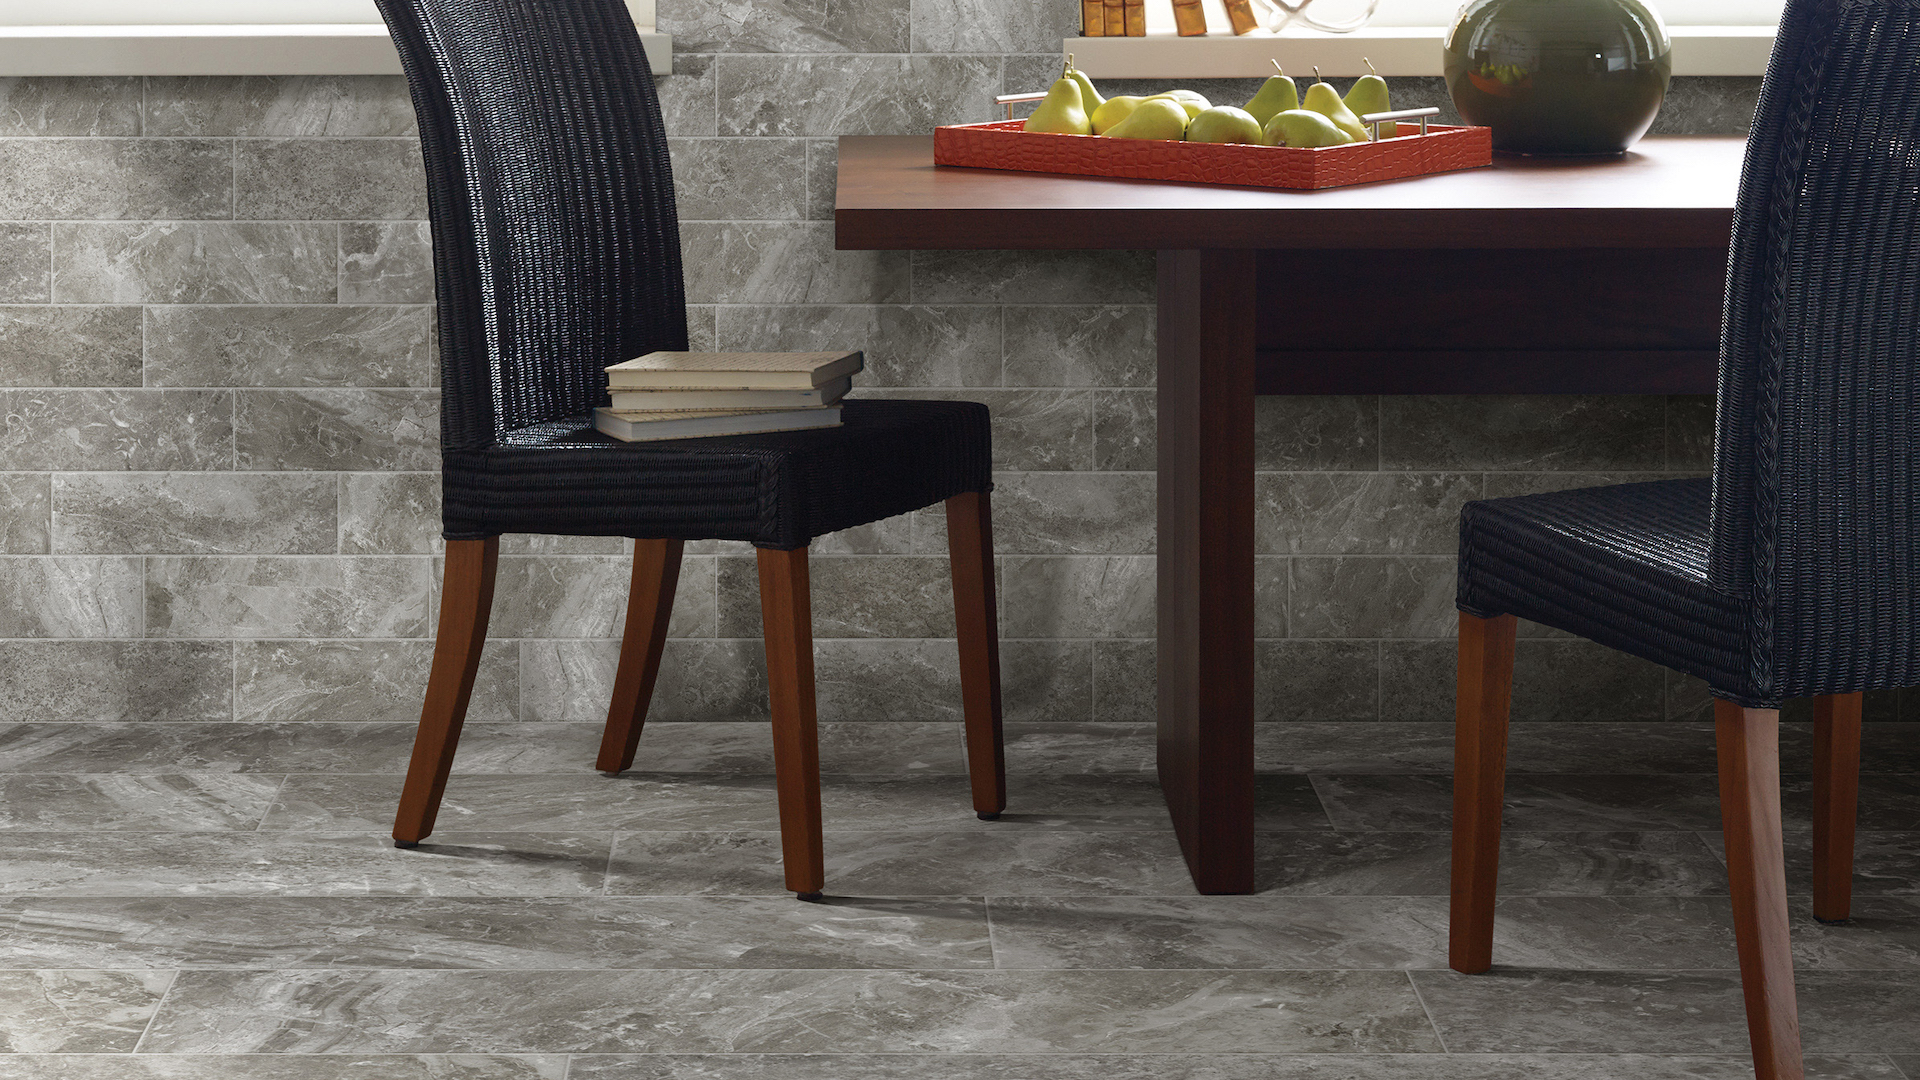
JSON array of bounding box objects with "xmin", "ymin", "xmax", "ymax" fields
[
  {"xmin": 1092, "ymin": 639, "xmax": 1155, "ymax": 723},
  {"xmin": 488, "ymin": 555, "xmax": 716, "ymax": 640},
  {"xmin": 0, "ymin": 77, "xmax": 141, "ymax": 135},
  {"xmin": 1649, "ymin": 77, "xmax": 1761, "ymax": 136},
  {"xmin": 0, "ymin": 969, "xmax": 173, "ymax": 1053},
  {"xmin": 1003, "ymin": 639, "xmax": 1094, "ymax": 723},
  {"xmin": 1001, "ymin": 556, "xmax": 1155, "ymax": 638},
  {"xmin": 1257, "ymin": 473, "xmax": 1480, "ymax": 555},
  {"xmin": 234, "ymin": 389, "xmax": 438, "ymax": 471},
  {"xmin": 717, "ymin": 56, "xmax": 1000, "ymax": 136},
  {"xmin": 1003, "ymin": 306, "xmax": 1155, "ymax": 387},
  {"xmin": 1289, "ymin": 556, "xmax": 1457, "ymax": 639},
  {"xmin": 1091, "ymin": 389, "xmax": 1153, "ymax": 471},
  {"xmin": 1256, "ymin": 396, "xmax": 1381, "ymax": 470},
  {"xmin": 54, "ymin": 223, "xmax": 337, "ymax": 304},
  {"xmin": 0, "ymin": 1055, "xmax": 568, "ymax": 1079},
  {"xmin": 0, "ymin": 139, "xmax": 230, "ymax": 220},
  {"xmin": 681, "ymin": 223, "xmax": 909, "ymax": 305},
  {"xmin": 662, "ymin": 0, "xmax": 909, "ymax": 53},
  {"xmin": 234, "ymin": 139, "xmax": 427, "ymax": 220},
  {"xmin": 814, "ymin": 639, "xmax": 965, "ymax": 724},
  {"xmin": 339, "ymin": 472, "xmax": 442, "ymax": 555},
  {"xmin": 0, "ymin": 473, "xmax": 50, "ymax": 553},
  {"xmin": 685, "ymin": 305, "xmax": 719, "ymax": 352},
  {"xmin": 918, "ymin": 389, "xmax": 1092, "ymax": 471},
  {"xmin": 1381, "ymin": 396, "xmax": 1667, "ymax": 471},
  {"xmin": 1511, "ymin": 641, "xmax": 1668, "ymax": 723},
  {"xmin": 52, "ymin": 473, "xmax": 337, "ymax": 556},
  {"xmin": 1255, "ymin": 556, "xmax": 1288, "ymax": 638},
  {"xmin": 1667, "ymin": 395, "xmax": 1717, "ymax": 470},
  {"xmin": 144, "ymin": 75, "xmax": 419, "ymax": 136},
  {"xmin": 0, "ymin": 306, "xmax": 141, "ymax": 386},
  {"xmin": 1480, "ymin": 471, "xmax": 1682, "ymax": 500},
  {"xmin": 657, "ymin": 56, "xmax": 719, "ymax": 138},
  {"xmin": 235, "ymin": 640, "xmax": 516, "ymax": 724},
  {"xmin": 913, "ymin": 0, "xmax": 1082, "ymax": 52},
  {"xmin": 808, "ymin": 517, "xmax": 917, "ymax": 556},
  {"xmin": 1378, "ymin": 640, "xmax": 1459, "ymax": 724},
  {"xmin": 806, "ymin": 139, "xmax": 837, "ymax": 221},
  {"xmin": 0, "ymin": 641, "xmax": 230, "ymax": 722},
  {"xmin": 0, "ymin": 557, "xmax": 143, "ymax": 637},
  {"xmin": 912, "ymin": 250, "xmax": 1156, "ymax": 305},
  {"xmin": 0, "ymin": 222, "xmax": 50, "ymax": 302},
  {"xmin": 718, "ymin": 555, "xmax": 955, "ymax": 639},
  {"xmin": 1259, "ymin": 640, "xmax": 1380, "ymax": 722},
  {"xmin": 991, "ymin": 472, "xmax": 1155, "ymax": 554},
  {"xmin": 717, "ymin": 305, "xmax": 1000, "ymax": 386},
  {"xmin": 0, "ymin": 390, "xmax": 232, "ymax": 470},
  {"xmin": 669, "ymin": 138, "xmax": 807, "ymax": 221},
  {"xmin": 146, "ymin": 556, "xmax": 431, "ymax": 638},
  {"xmin": 148, "ymin": 306, "xmax": 434, "ymax": 388},
  {"xmin": 340, "ymin": 222, "xmax": 435, "ymax": 304}
]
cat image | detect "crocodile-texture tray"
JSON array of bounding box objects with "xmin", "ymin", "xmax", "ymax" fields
[{"xmin": 933, "ymin": 119, "xmax": 1492, "ymax": 191}]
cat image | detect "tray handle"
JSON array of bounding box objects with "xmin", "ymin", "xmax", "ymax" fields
[
  {"xmin": 995, "ymin": 92, "xmax": 1048, "ymax": 122},
  {"xmin": 1360, "ymin": 106, "xmax": 1440, "ymax": 141}
]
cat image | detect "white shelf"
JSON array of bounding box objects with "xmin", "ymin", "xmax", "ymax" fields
[
  {"xmin": 1064, "ymin": 25, "xmax": 1773, "ymax": 79},
  {"xmin": 0, "ymin": 24, "xmax": 672, "ymax": 76}
]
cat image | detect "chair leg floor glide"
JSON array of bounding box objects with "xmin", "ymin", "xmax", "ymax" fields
[
  {"xmin": 1717, "ymin": 700, "xmax": 1806, "ymax": 1080},
  {"xmin": 1450, "ymin": 610, "xmax": 1517, "ymax": 974},
  {"xmin": 1811, "ymin": 691, "xmax": 1863, "ymax": 923},
  {"xmin": 946, "ymin": 490, "xmax": 1006, "ymax": 820},
  {"xmin": 596, "ymin": 538, "xmax": 685, "ymax": 775},
  {"xmin": 394, "ymin": 536, "xmax": 500, "ymax": 847},
  {"xmin": 758, "ymin": 545, "xmax": 826, "ymax": 899}
]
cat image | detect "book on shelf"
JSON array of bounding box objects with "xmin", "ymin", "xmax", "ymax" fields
[
  {"xmin": 1102, "ymin": 0, "xmax": 1125, "ymax": 36},
  {"xmin": 607, "ymin": 376, "xmax": 851, "ymax": 413},
  {"xmin": 604, "ymin": 350, "xmax": 863, "ymax": 390},
  {"xmin": 1171, "ymin": 0, "xmax": 1207, "ymax": 34},
  {"xmin": 594, "ymin": 405, "xmax": 843, "ymax": 443},
  {"xmin": 1223, "ymin": 0, "xmax": 1258, "ymax": 33},
  {"xmin": 1124, "ymin": 0, "xmax": 1146, "ymax": 35},
  {"xmin": 1081, "ymin": 0, "xmax": 1104, "ymax": 34}
]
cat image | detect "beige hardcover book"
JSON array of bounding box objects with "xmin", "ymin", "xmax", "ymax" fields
[
  {"xmin": 604, "ymin": 351, "xmax": 863, "ymax": 390},
  {"xmin": 594, "ymin": 405, "xmax": 843, "ymax": 442},
  {"xmin": 607, "ymin": 376, "xmax": 850, "ymax": 412}
]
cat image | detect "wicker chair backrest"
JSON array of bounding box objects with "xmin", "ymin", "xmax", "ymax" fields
[
  {"xmin": 374, "ymin": 0, "xmax": 688, "ymax": 451},
  {"xmin": 1713, "ymin": 0, "xmax": 1920, "ymax": 699}
]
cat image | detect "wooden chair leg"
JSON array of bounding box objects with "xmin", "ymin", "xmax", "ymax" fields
[
  {"xmin": 946, "ymin": 491, "xmax": 1006, "ymax": 819},
  {"xmin": 1716, "ymin": 700, "xmax": 1805, "ymax": 1080},
  {"xmin": 1450, "ymin": 610, "xmax": 1516, "ymax": 974},
  {"xmin": 758, "ymin": 545, "xmax": 825, "ymax": 899},
  {"xmin": 596, "ymin": 539, "xmax": 685, "ymax": 774},
  {"xmin": 1811, "ymin": 692, "xmax": 1862, "ymax": 923},
  {"xmin": 394, "ymin": 537, "xmax": 500, "ymax": 847}
]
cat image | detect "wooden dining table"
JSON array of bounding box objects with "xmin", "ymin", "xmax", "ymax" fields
[{"xmin": 834, "ymin": 134, "xmax": 1745, "ymax": 893}]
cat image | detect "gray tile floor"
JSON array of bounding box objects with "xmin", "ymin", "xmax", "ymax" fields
[{"xmin": 1, "ymin": 716, "xmax": 1917, "ymax": 1078}]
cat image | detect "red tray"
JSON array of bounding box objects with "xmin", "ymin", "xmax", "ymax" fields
[{"xmin": 933, "ymin": 118, "xmax": 1492, "ymax": 191}]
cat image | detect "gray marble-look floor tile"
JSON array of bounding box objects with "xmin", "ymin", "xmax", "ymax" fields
[
  {"xmin": 0, "ymin": 969, "xmax": 173, "ymax": 1053},
  {"xmin": 1790, "ymin": 896, "xmax": 1920, "ymax": 969},
  {"xmin": 1254, "ymin": 830, "xmax": 1730, "ymax": 897},
  {"xmin": 1311, "ymin": 773, "xmax": 1731, "ymax": 832},
  {"xmin": 0, "ymin": 831, "xmax": 613, "ymax": 897},
  {"xmin": 0, "ymin": 773, "xmax": 282, "ymax": 831},
  {"xmin": 987, "ymin": 895, "xmax": 1446, "ymax": 969},
  {"xmin": 1410, "ymin": 968, "xmax": 1751, "ymax": 1054},
  {"xmin": 139, "ymin": 968, "xmax": 1441, "ymax": 1054},
  {"xmin": 0, "ymin": 1056, "xmax": 567, "ymax": 1079},
  {"xmin": 0, "ymin": 895, "xmax": 991, "ymax": 971}
]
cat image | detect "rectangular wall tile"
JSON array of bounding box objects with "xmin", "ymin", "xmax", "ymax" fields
[
  {"xmin": 0, "ymin": 473, "xmax": 50, "ymax": 554},
  {"xmin": 910, "ymin": 250, "xmax": 1155, "ymax": 305},
  {"xmin": 144, "ymin": 75, "xmax": 419, "ymax": 136},
  {"xmin": 0, "ymin": 390, "xmax": 232, "ymax": 470},
  {"xmin": 912, "ymin": 0, "xmax": 1086, "ymax": 52},
  {"xmin": 806, "ymin": 138, "xmax": 837, "ymax": 221},
  {"xmin": 0, "ymin": 76, "xmax": 141, "ymax": 135},
  {"xmin": 235, "ymin": 639, "xmax": 516, "ymax": 725},
  {"xmin": 662, "ymin": 0, "xmax": 909, "ymax": 53},
  {"xmin": 340, "ymin": 221, "xmax": 435, "ymax": 304},
  {"xmin": 680, "ymin": 223, "xmax": 909, "ymax": 305},
  {"xmin": 991, "ymin": 472, "xmax": 1156, "ymax": 554},
  {"xmin": 146, "ymin": 556, "xmax": 431, "ymax": 639},
  {"xmin": 0, "ymin": 641, "xmax": 230, "ymax": 722},
  {"xmin": 146, "ymin": 306, "xmax": 434, "ymax": 388},
  {"xmin": 1001, "ymin": 556, "xmax": 1156, "ymax": 639},
  {"xmin": 1256, "ymin": 396, "xmax": 1381, "ymax": 470},
  {"xmin": 718, "ymin": 56, "xmax": 999, "ymax": 136},
  {"xmin": 0, "ymin": 557, "xmax": 143, "ymax": 637},
  {"xmin": 339, "ymin": 472, "xmax": 442, "ymax": 555},
  {"xmin": 1003, "ymin": 306, "xmax": 1155, "ymax": 388},
  {"xmin": 0, "ymin": 139, "xmax": 230, "ymax": 219},
  {"xmin": 0, "ymin": 222, "xmax": 49, "ymax": 302},
  {"xmin": 0, "ymin": 306, "xmax": 141, "ymax": 386},
  {"xmin": 234, "ymin": 139, "xmax": 427, "ymax": 220},
  {"xmin": 718, "ymin": 555, "xmax": 953, "ymax": 639},
  {"xmin": 1380, "ymin": 396, "xmax": 1668, "ymax": 471},
  {"xmin": 54, "ymin": 223, "xmax": 337, "ymax": 304},
  {"xmin": 715, "ymin": 305, "xmax": 1000, "ymax": 387},
  {"xmin": 488, "ymin": 555, "xmax": 716, "ymax": 640},
  {"xmin": 234, "ymin": 389, "xmax": 439, "ymax": 471},
  {"xmin": 656, "ymin": 55, "xmax": 719, "ymax": 138},
  {"xmin": 1288, "ymin": 556, "xmax": 1458, "ymax": 639},
  {"xmin": 1256, "ymin": 472, "xmax": 1480, "ymax": 555},
  {"xmin": 53, "ymin": 473, "xmax": 336, "ymax": 555},
  {"xmin": 521, "ymin": 638, "xmax": 766, "ymax": 724},
  {"xmin": 669, "ymin": 138, "xmax": 806, "ymax": 221}
]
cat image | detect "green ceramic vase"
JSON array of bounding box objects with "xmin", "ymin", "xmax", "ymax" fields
[{"xmin": 1444, "ymin": 0, "xmax": 1672, "ymax": 155}]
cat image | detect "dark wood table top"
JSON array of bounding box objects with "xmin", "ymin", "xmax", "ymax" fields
[{"xmin": 835, "ymin": 134, "xmax": 1743, "ymax": 252}]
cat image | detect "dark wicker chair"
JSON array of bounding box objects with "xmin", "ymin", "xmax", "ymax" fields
[
  {"xmin": 1448, "ymin": 0, "xmax": 1920, "ymax": 1074},
  {"xmin": 373, "ymin": 0, "xmax": 1006, "ymax": 899}
]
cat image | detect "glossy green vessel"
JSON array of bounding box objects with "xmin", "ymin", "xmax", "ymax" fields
[{"xmin": 1444, "ymin": 0, "xmax": 1672, "ymax": 155}]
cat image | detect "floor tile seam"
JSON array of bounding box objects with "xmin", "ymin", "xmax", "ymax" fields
[
  {"xmin": 10, "ymin": 965, "xmax": 1815, "ymax": 974},
  {"xmin": 125, "ymin": 968, "xmax": 181, "ymax": 1055},
  {"xmin": 1401, "ymin": 968, "xmax": 1450, "ymax": 1053}
]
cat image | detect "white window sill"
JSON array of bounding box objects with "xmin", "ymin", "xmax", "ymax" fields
[
  {"xmin": 0, "ymin": 24, "xmax": 672, "ymax": 76},
  {"xmin": 1065, "ymin": 25, "xmax": 1772, "ymax": 79}
]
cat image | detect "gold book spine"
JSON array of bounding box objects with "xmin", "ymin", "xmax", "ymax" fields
[
  {"xmin": 1103, "ymin": 0, "xmax": 1126, "ymax": 37},
  {"xmin": 1124, "ymin": 0, "xmax": 1146, "ymax": 35},
  {"xmin": 1223, "ymin": 0, "xmax": 1259, "ymax": 34},
  {"xmin": 1171, "ymin": 0, "xmax": 1208, "ymax": 36},
  {"xmin": 1081, "ymin": 0, "xmax": 1105, "ymax": 35}
]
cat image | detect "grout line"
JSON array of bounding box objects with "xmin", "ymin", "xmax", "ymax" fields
[
  {"xmin": 126, "ymin": 968, "xmax": 181, "ymax": 1054},
  {"xmin": 1404, "ymin": 968, "xmax": 1450, "ymax": 1054}
]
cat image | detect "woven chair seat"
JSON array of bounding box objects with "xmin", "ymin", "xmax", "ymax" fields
[
  {"xmin": 1458, "ymin": 478, "xmax": 1753, "ymax": 700},
  {"xmin": 441, "ymin": 397, "xmax": 992, "ymax": 550}
]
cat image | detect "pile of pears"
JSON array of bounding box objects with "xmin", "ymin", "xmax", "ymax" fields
[{"xmin": 1024, "ymin": 58, "xmax": 1393, "ymax": 149}]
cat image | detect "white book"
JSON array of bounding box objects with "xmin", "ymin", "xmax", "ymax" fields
[
  {"xmin": 607, "ymin": 376, "xmax": 851, "ymax": 413},
  {"xmin": 605, "ymin": 350, "xmax": 863, "ymax": 390},
  {"xmin": 594, "ymin": 405, "xmax": 843, "ymax": 443}
]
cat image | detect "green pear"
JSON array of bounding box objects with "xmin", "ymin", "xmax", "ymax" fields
[
  {"xmin": 1300, "ymin": 69, "xmax": 1367, "ymax": 143},
  {"xmin": 1144, "ymin": 90, "xmax": 1211, "ymax": 119},
  {"xmin": 1065, "ymin": 60, "xmax": 1106, "ymax": 113},
  {"xmin": 1090, "ymin": 95, "xmax": 1145, "ymax": 134},
  {"xmin": 1024, "ymin": 67, "xmax": 1091, "ymax": 135},
  {"xmin": 1243, "ymin": 60, "xmax": 1299, "ymax": 127},
  {"xmin": 1344, "ymin": 58, "xmax": 1391, "ymax": 138},
  {"xmin": 1103, "ymin": 97, "xmax": 1190, "ymax": 141},
  {"xmin": 1186, "ymin": 106, "xmax": 1265, "ymax": 145},
  {"xmin": 1262, "ymin": 108, "xmax": 1352, "ymax": 148}
]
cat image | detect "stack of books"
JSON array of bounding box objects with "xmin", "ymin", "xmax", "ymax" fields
[{"xmin": 594, "ymin": 350, "xmax": 863, "ymax": 443}]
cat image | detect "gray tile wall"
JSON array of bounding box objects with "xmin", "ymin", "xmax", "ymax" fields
[{"xmin": 0, "ymin": 56, "xmax": 1829, "ymax": 731}]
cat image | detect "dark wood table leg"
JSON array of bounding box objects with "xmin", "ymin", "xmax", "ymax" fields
[{"xmin": 1156, "ymin": 248, "xmax": 1257, "ymax": 895}]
